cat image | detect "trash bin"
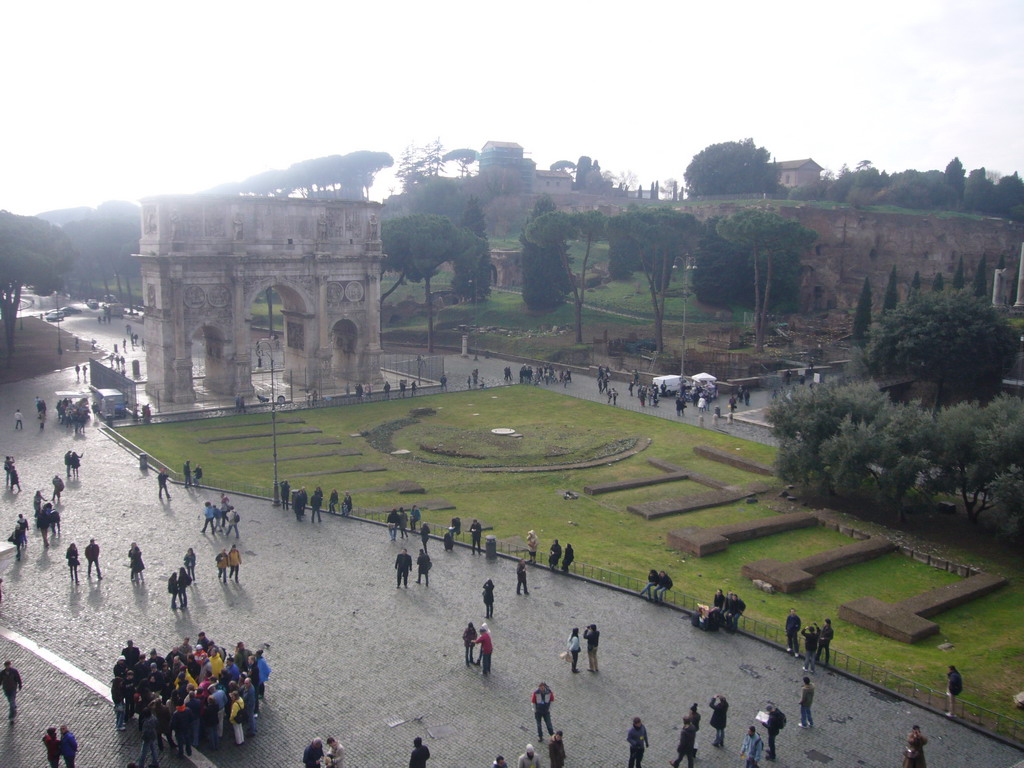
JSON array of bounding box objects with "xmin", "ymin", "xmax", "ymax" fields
[
  {"xmin": 485, "ymin": 534, "xmax": 497, "ymax": 560},
  {"xmin": 139, "ymin": 453, "xmax": 149, "ymax": 471}
]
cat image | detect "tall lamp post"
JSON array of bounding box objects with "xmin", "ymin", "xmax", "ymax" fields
[
  {"xmin": 255, "ymin": 336, "xmax": 281, "ymax": 506},
  {"xmin": 678, "ymin": 256, "xmax": 694, "ymax": 378},
  {"xmin": 54, "ymin": 291, "xmax": 63, "ymax": 356}
]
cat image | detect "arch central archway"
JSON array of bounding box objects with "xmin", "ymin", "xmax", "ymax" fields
[{"xmin": 138, "ymin": 195, "xmax": 384, "ymax": 403}]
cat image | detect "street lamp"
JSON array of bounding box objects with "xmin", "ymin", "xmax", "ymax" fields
[
  {"xmin": 678, "ymin": 256, "xmax": 694, "ymax": 378},
  {"xmin": 255, "ymin": 335, "xmax": 281, "ymax": 506},
  {"xmin": 54, "ymin": 291, "xmax": 63, "ymax": 356}
]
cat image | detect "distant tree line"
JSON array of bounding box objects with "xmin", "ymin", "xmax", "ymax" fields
[{"xmin": 684, "ymin": 139, "xmax": 1024, "ymax": 219}]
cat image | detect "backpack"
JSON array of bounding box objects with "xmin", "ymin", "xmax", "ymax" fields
[
  {"xmin": 231, "ymin": 512, "xmax": 240, "ymax": 524},
  {"xmin": 775, "ymin": 710, "xmax": 787, "ymax": 730}
]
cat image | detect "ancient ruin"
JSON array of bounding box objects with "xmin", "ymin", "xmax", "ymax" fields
[{"xmin": 137, "ymin": 195, "xmax": 384, "ymax": 403}]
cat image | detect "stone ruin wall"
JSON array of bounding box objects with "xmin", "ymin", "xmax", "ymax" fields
[{"xmin": 680, "ymin": 203, "xmax": 1024, "ymax": 312}]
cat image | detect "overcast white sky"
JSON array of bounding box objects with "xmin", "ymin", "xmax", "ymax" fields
[{"xmin": 2, "ymin": 0, "xmax": 1022, "ymax": 217}]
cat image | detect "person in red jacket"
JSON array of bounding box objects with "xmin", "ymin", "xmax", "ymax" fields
[
  {"xmin": 473, "ymin": 624, "xmax": 493, "ymax": 676},
  {"xmin": 42, "ymin": 726, "xmax": 62, "ymax": 768}
]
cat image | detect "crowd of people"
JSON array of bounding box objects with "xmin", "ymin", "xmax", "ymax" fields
[{"xmin": 109, "ymin": 632, "xmax": 270, "ymax": 765}]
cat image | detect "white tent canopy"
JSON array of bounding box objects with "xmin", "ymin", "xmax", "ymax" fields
[{"xmin": 691, "ymin": 372, "xmax": 717, "ymax": 382}]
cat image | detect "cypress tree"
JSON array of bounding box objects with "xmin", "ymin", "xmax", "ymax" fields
[
  {"xmin": 952, "ymin": 256, "xmax": 965, "ymax": 290},
  {"xmin": 932, "ymin": 272, "xmax": 945, "ymax": 292},
  {"xmin": 910, "ymin": 271, "xmax": 922, "ymax": 293},
  {"xmin": 973, "ymin": 255, "xmax": 988, "ymax": 298},
  {"xmin": 851, "ymin": 277, "xmax": 873, "ymax": 345},
  {"xmin": 882, "ymin": 265, "xmax": 899, "ymax": 313}
]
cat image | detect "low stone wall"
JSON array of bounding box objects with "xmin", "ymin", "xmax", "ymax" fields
[
  {"xmin": 693, "ymin": 444, "xmax": 774, "ymax": 476},
  {"xmin": 628, "ymin": 488, "xmax": 754, "ymax": 520},
  {"xmin": 742, "ymin": 537, "xmax": 895, "ymax": 593},
  {"xmin": 838, "ymin": 572, "xmax": 1009, "ymax": 643},
  {"xmin": 668, "ymin": 511, "xmax": 817, "ymax": 556}
]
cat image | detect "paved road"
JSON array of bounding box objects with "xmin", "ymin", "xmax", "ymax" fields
[{"xmin": 0, "ymin": 362, "xmax": 1021, "ymax": 768}]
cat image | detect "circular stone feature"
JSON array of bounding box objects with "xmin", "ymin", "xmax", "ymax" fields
[{"xmin": 491, "ymin": 428, "xmax": 516, "ymax": 435}]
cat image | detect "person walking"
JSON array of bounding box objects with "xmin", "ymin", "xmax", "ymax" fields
[
  {"xmin": 548, "ymin": 540, "xmax": 561, "ymax": 570},
  {"xmin": 227, "ymin": 544, "xmax": 242, "ymax": 582},
  {"xmin": 201, "ymin": 502, "xmax": 218, "ymax": 534},
  {"xmin": 946, "ymin": 665, "xmax": 963, "ymax": 717},
  {"xmin": 531, "ymin": 683, "xmax": 555, "ymax": 742},
  {"xmin": 65, "ymin": 542, "xmax": 80, "ymax": 584},
  {"xmin": 470, "ymin": 518, "xmax": 483, "ymax": 554},
  {"xmin": 419, "ymin": 522, "xmax": 431, "ymax": 552},
  {"xmin": 128, "ymin": 543, "xmax": 145, "ymax": 583},
  {"xmin": 516, "ymin": 559, "xmax": 529, "ymax": 595},
  {"xmin": 566, "ymin": 628, "xmax": 581, "ymax": 673},
  {"xmin": 51, "ymin": 475, "xmax": 64, "ymax": 503},
  {"xmin": 43, "ymin": 726, "xmax": 62, "ymax": 768},
  {"xmin": 463, "ymin": 622, "xmax": 478, "ymax": 666},
  {"xmin": 526, "ymin": 530, "xmax": 538, "ymax": 564},
  {"xmin": 902, "ymin": 725, "xmax": 927, "ymax": 768},
  {"xmin": 225, "ymin": 507, "xmax": 241, "ymax": 538},
  {"xmin": 59, "ymin": 724, "xmax": 78, "ymax": 768},
  {"xmin": 395, "ymin": 548, "xmax": 412, "ymax": 588},
  {"xmin": 798, "ymin": 677, "xmax": 815, "ymax": 728},
  {"xmin": 416, "ymin": 549, "xmax": 432, "ymax": 586},
  {"xmin": 0, "ymin": 660, "xmax": 22, "ymax": 722},
  {"xmin": 216, "ymin": 548, "xmax": 229, "ymax": 583},
  {"xmin": 584, "ymin": 624, "xmax": 599, "ymax": 672},
  {"xmin": 626, "ymin": 716, "xmax": 649, "ymax": 768},
  {"xmin": 409, "ymin": 736, "xmax": 430, "ymax": 768},
  {"xmin": 157, "ymin": 468, "xmax": 171, "ymax": 500},
  {"xmin": 474, "ymin": 624, "xmax": 493, "ymax": 675},
  {"xmin": 548, "ymin": 732, "xmax": 565, "ymax": 768},
  {"xmin": 816, "ymin": 618, "xmax": 834, "ymax": 666},
  {"xmin": 708, "ymin": 694, "xmax": 728, "ymax": 747},
  {"xmin": 14, "ymin": 409, "xmax": 22, "ymax": 430},
  {"xmin": 671, "ymin": 716, "xmax": 696, "ymax": 768},
  {"xmin": 84, "ymin": 539, "xmax": 101, "ymax": 580},
  {"xmin": 741, "ymin": 725, "xmax": 764, "ymax": 768},
  {"xmin": 482, "ymin": 578, "xmax": 495, "ymax": 618},
  {"xmin": 518, "ymin": 744, "xmax": 540, "ymax": 768},
  {"xmin": 785, "ymin": 608, "xmax": 802, "ymax": 657}
]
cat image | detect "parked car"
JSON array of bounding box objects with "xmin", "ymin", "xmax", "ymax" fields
[
  {"xmin": 59, "ymin": 305, "xmax": 83, "ymax": 315},
  {"xmin": 85, "ymin": 299, "xmax": 100, "ymax": 309},
  {"xmin": 43, "ymin": 310, "xmax": 65, "ymax": 322}
]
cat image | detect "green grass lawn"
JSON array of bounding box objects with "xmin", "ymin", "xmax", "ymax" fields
[{"xmin": 119, "ymin": 387, "xmax": 1024, "ymax": 720}]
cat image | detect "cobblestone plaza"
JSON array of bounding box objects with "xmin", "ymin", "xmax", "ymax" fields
[{"xmin": 1, "ymin": 359, "xmax": 1021, "ymax": 768}]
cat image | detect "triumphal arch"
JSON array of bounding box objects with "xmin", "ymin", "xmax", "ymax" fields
[{"xmin": 137, "ymin": 195, "xmax": 384, "ymax": 403}]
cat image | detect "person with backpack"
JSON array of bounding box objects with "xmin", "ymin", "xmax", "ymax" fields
[
  {"xmin": 765, "ymin": 705, "xmax": 786, "ymax": 761},
  {"xmin": 225, "ymin": 508, "xmax": 241, "ymax": 539},
  {"xmin": 741, "ymin": 725, "xmax": 764, "ymax": 768},
  {"xmin": 216, "ymin": 549, "xmax": 229, "ymax": 583}
]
